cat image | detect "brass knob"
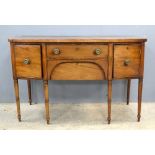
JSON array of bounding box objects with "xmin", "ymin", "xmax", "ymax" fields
[
  {"xmin": 53, "ymin": 48, "xmax": 60, "ymax": 55},
  {"xmin": 23, "ymin": 58, "xmax": 31, "ymax": 65},
  {"xmin": 95, "ymin": 48, "xmax": 101, "ymax": 55},
  {"xmin": 124, "ymin": 59, "xmax": 130, "ymax": 66}
]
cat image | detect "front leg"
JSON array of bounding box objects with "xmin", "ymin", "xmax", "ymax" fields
[
  {"xmin": 13, "ymin": 79, "xmax": 21, "ymax": 122},
  {"xmin": 107, "ymin": 80, "xmax": 112, "ymax": 124},
  {"xmin": 127, "ymin": 79, "xmax": 131, "ymax": 105},
  {"xmin": 43, "ymin": 80, "xmax": 50, "ymax": 124},
  {"xmin": 137, "ymin": 78, "xmax": 143, "ymax": 122},
  {"xmin": 27, "ymin": 80, "xmax": 32, "ymax": 105}
]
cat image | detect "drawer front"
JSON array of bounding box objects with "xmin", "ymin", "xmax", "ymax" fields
[
  {"xmin": 114, "ymin": 44, "xmax": 141, "ymax": 78},
  {"xmin": 47, "ymin": 44, "xmax": 108, "ymax": 59},
  {"xmin": 14, "ymin": 45, "xmax": 42, "ymax": 78},
  {"xmin": 47, "ymin": 60, "xmax": 108, "ymax": 80}
]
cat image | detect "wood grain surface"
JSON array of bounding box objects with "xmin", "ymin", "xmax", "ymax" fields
[
  {"xmin": 9, "ymin": 37, "xmax": 147, "ymax": 124},
  {"xmin": 14, "ymin": 45, "xmax": 42, "ymax": 78},
  {"xmin": 47, "ymin": 44, "xmax": 108, "ymax": 60},
  {"xmin": 8, "ymin": 36, "xmax": 147, "ymax": 43},
  {"xmin": 114, "ymin": 44, "xmax": 141, "ymax": 78}
]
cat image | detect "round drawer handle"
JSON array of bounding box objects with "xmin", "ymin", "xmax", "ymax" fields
[
  {"xmin": 53, "ymin": 48, "xmax": 60, "ymax": 55},
  {"xmin": 23, "ymin": 58, "xmax": 31, "ymax": 65},
  {"xmin": 124, "ymin": 59, "xmax": 130, "ymax": 66},
  {"xmin": 95, "ymin": 48, "xmax": 101, "ymax": 55}
]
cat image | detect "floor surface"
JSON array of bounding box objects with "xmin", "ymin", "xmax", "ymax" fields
[{"xmin": 0, "ymin": 103, "xmax": 155, "ymax": 130}]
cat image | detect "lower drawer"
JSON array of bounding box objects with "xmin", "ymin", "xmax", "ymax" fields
[{"xmin": 47, "ymin": 60, "xmax": 108, "ymax": 80}]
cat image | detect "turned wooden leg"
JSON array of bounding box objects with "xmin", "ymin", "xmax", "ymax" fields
[
  {"xmin": 107, "ymin": 80, "xmax": 112, "ymax": 124},
  {"xmin": 13, "ymin": 79, "xmax": 21, "ymax": 122},
  {"xmin": 137, "ymin": 78, "xmax": 143, "ymax": 122},
  {"xmin": 127, "ymin": 79, "xmax": 131, "ymax": 105},
  {"xmin": 27, "ymin": 80, "xmax": 32, "ymax": 105},
  {"xmin": 43, "ymin": 80, "xmax": 50, "ymax": 124}
]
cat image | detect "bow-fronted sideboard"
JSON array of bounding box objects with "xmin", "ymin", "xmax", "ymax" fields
[{"xmin": 9, "ymin": 36, "xmax": 147, "ymax": 124}]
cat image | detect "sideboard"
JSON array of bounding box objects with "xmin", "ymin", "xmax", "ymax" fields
[{"xmin": 8, "ymin": 36, "xmax": 147, "ymax": 124}]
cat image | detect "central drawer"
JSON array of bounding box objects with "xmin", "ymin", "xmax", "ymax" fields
[
  {"xmin": 47, "ymin": 44, "xmax": 108, "ymax": 59},
  {"xmin": 47, "ymin": 44, "xmax": 108, "ymax": 80}
]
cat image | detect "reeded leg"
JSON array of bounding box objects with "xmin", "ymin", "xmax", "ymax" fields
[
  {"xmin": 127, "ymin": 79, "xmax": 131, "ymax": 105},
  {"xmin": 27, "ymin": 80, "xmax": 32, "ymax": 105},
  {"xmin": 43, "ymin": 80, "xmax": 50, "ymax": 124},
  {"xmin": 13, "ymin": 79, "xmax": 21, "ymax": 122},
  {"xmin": 137, "ymin": 78, "xmax": 143, "ymax": 122},
  {"xmin": 107, "ymin": 80, "xmax": 112, "ymax": 124}
]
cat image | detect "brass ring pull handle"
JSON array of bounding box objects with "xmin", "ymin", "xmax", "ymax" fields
[
  {"xmin": 53, "ymin": 48, "xmax": 60, "ymax": 55},
  {"xmin": 23, "ymin": 58, "xmax": 31, "ymax": 65},
  {"xmin": 95, "ymin": 48, "xmax": 102, "ymax": 55},
  {"xmin": 124, "ymin": 59, "xmax": 130, "ymax": 66}
]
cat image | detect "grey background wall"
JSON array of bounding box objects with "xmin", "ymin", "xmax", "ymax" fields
[{"xmin": 0, "ymin": 25, "xmax": 154, "ymax": 103}]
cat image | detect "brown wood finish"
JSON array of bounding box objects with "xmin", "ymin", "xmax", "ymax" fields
[
  {"xmin": 10, "ymin": 43, "xmax": 17, "ymax": 79},
  {"xmin": 51, "ymin": 63, "xmax": 104, "ymax": 80},
  {"xmin": 139, "ymin": 43, "xmax": 145, "ymax": 76},
  {"xmin": 47, "ymin": 44, "xmax": 108, "ymax": 60},
  {"xmin": 108, "ymin": 80, "xmax": 112, "ymax": 124},
  {"xmin": 137, "ymin": 78, "xmax": 143, "ymax": 122},
  {"xmin": 8, "ymin": 36, "xmax": 147, "ymax": 43},
  {"xmin": 42, "ymin": 43, "xmax": 48, "ymax": 80},
  {"xmin": 114, "ymin": 44, "xmax": 141, "ymax": 78},
  {"xmin": 9, "ymin": 36, "xmax": 147, "ymax": 124},
  {"xmin": 14, "ymin": 79, "xmax": 21, "ymax": 122},
  {"xmin": 108, "ymin": 43, "xmax": 113, "ymax": 80},
  {"xmin": 47, "ymin": 59, "xmax": 108, "ymax": 80},
  {"xmin": 27, "ymin": 80, "xmax": 32, "ymax": 105},
  {"xmin": 127, "ymin": 79, "xmax": 131, "ymax": 105},
  {"xmin": 43, "ymin": 80, "xmax": 50, "ymax": 124},
  {"xmin": 14, "ymin": 45, "xmax": 42, "ymax": 78},
  {"xmin": 107, "ymin": 43, "xmax": 113, "ymax": 124}
]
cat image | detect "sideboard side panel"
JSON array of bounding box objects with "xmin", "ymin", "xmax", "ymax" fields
[
  {"xmin": 139, "ymin": 42, "xmax": 145, "ymax": 77},
  {"xmin": 108, "ymin": 43, "xmax": 114, "ymax": 80},
  {"xmin": 10, "ymin": 43, "xmax": 17, "ymax": 79},
  {"xmin": 42, "ymin": 43, "xmax": 48, "ymax": 80}
]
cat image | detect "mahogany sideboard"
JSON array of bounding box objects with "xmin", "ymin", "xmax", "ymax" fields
[{"xmin": 8, "ymin": 36, "xmax": 147, "ymax": 124}]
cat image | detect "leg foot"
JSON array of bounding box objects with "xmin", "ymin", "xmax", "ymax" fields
[
  {"xmin": 18, "ymin": 115, "xmax": 21, "ymax": 122},
  {"xmin": 107, "ymin": 117, "xmax": 111, "ymax": 124},
  {"xmin": 47, "ymin": 119, "xmax": 50, "ymax": 124},
  {"xmin": 137, "ymin": 114, "xmax": 141, "ymax": 122}
]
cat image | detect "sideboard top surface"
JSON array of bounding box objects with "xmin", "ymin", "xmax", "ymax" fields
[{"xmin": 8, "ymin": 36, "xmax": 147, "ymax": 43}]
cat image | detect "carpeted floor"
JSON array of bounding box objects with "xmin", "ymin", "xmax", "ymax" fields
[{"xmin": 0, "ymin": 102, "xmax": 155, "ymax": 130}]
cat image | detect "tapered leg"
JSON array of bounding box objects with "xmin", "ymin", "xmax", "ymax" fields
[
  {"xmin": 13, "ymin": 79, "xmax": 21, "ymax": 122},
  {"xmin": 107, "ymin": 80, "xmax": 112, "ymax": 124},
  {"xmin": 27, "ymin": 80, "xmax": 32, "ymax": 105},
  {"xmin": 127, "ymin": 79, "xmax": 131, "ymax": 105},
  {"xmin": 137, "ymin": 78, "xmax": 143, "ymax": 122},
  {"xmin": 43, "ymin": 80, "xmax": 50, "ymax": 124}
]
